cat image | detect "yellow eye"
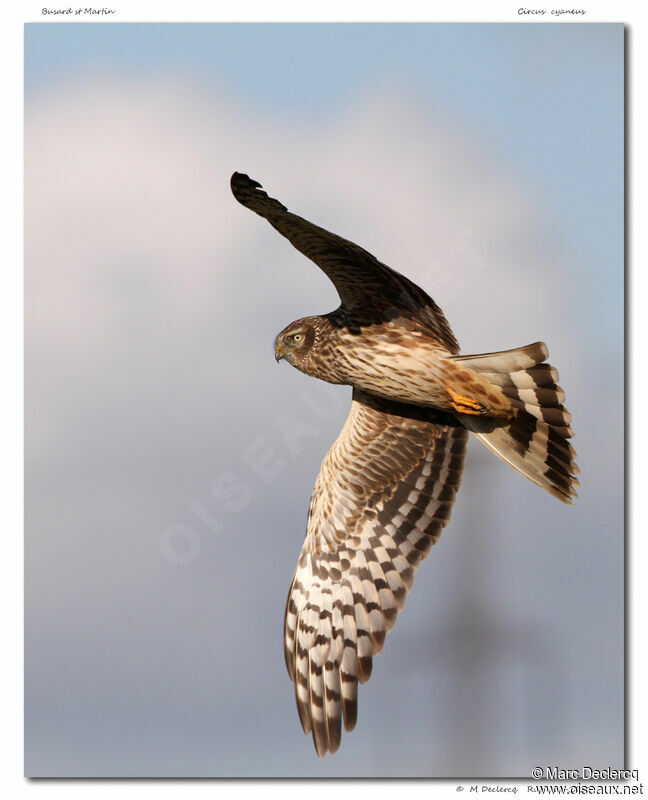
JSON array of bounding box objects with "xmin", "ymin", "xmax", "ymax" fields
[{"xmin": 292, "ymin": 333, "xmax": 303, "ymax": 342}]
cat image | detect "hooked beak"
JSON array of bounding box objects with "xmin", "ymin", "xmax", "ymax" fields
[{"xmin": 274, "ymin": 341, "xmax": 286, "ymax": 362}]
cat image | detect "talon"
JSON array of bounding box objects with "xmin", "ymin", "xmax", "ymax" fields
[{"xmin": 446, "ymin": 386, "xmax": 489, "ymax": 415}]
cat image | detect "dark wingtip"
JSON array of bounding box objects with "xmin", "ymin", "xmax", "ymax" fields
[
  {"xmin": 230, "ymin": 171, "xmax": 260, "ymax": 200},
  {"xmin": 231, "ymin": 171, "xmax": 260, "ymax": 187},
  {"xmin": 230, "ymin": 172, "xmax": 287, "ymax": 213}
]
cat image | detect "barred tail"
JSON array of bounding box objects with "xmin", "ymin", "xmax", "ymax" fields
[{"xmin": 452, "ymin": 342, "xmax": 579, "ymax": 504}]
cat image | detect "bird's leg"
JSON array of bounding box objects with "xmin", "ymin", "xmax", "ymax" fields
[{"xmin": 445, "ymin": 386, "xmax": 489, "ymax": 415}]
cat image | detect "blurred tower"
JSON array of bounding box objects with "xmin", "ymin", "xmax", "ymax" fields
[{"xmin": 424, "ymin": 443, "xmax": 569, "ymax": 776}]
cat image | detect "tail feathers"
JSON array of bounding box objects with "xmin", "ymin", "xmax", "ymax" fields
[
  {"xmin": 461, "ymin": 413, "xmax": 579, "ymax": 503},
  {"xmin": 453, "ymin": 341, "xmax": 549, "ymax": 372},
  {"xmin": 453, "ymin": 343, "xmax": 579, "ymax": 504}
]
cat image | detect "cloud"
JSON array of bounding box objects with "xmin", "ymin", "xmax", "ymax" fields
[
  {"xmin": 25, "ymin": 77, "xmax": 622, "ymax": 776},
  {"xmin": 25, "ymin": 78, "xmax": 580, "ymax": 464}
]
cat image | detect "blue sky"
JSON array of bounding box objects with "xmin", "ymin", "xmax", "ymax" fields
[
  {"xmin": 25, "ymin": 22, "xmax": 623, "ymax": 339},
  {"xmin": 25, "ymin": 24, "xmax": 622, "ymax": 183}
]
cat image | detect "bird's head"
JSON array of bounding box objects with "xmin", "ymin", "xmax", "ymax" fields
[{"xmin": 274, "ymin": 317, "xmax": 318, "ymax": 369}]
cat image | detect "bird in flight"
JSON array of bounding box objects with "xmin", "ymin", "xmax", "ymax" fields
[{"xmin": 230, "ymin": 172, "xmax": 578, "ymax": 757}]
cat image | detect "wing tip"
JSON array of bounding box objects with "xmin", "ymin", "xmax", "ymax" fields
[
  {"xmin": 230, "ymin": 171, "xmax": 259, "ymax": 204},
  {"xmin": 230, "ymin": 171, "xmax": 287, "ymax": 213},
  {"xmin": 230, "ymin": 170, "xmax": 259, "ymax": 189}
]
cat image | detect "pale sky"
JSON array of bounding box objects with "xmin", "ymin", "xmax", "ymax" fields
[{"xmin": 25, "ymin": 22, "xmax": 624, "ymax": 777}]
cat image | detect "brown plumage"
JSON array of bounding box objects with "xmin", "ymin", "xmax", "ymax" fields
[{"xmin": 231, "ymin": 171, "xmax": 578, "ymax": 756}]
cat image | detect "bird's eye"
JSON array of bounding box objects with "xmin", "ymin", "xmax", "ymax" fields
[{"xmin": 292, "ymin": 333, "xmax": 304, "ymax": 342}]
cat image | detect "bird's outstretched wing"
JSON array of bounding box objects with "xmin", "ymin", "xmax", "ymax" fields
[
  {"xmin": 230, "ymin": 172, "xmax": 459, "ymax": 352},
  {"xmin": 283, "ymin": 389, "xmax": 467, "ymax": 756}
]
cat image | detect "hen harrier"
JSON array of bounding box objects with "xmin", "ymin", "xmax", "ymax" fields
[{"xmin": 230, "ymin": 172, "xmax": 577, "ymax": 757}]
